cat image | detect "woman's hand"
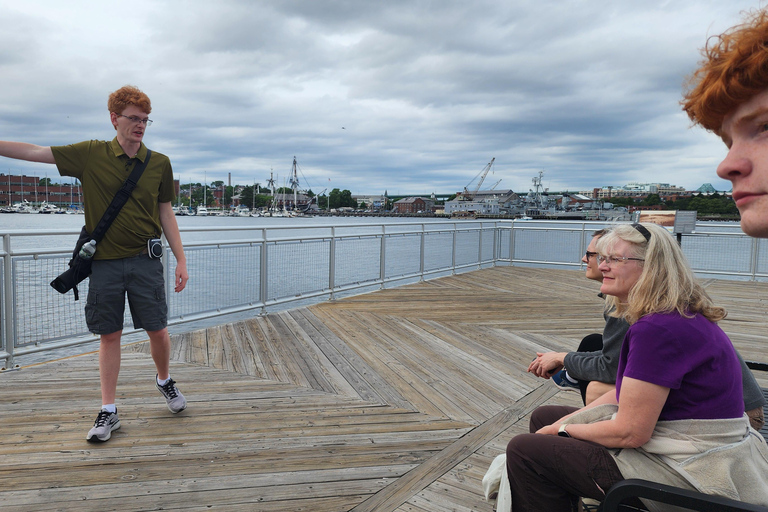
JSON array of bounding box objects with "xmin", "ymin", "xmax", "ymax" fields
[
  {"xmin": 536, "ymin": 424, "xmax": 560, "ymax": 436},
  {"xmin": 551, "ymin": 378, "xmax": 669, "ymax": 448}
]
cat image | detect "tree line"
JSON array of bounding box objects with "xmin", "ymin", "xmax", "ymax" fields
[
  {"xmin": 607, "ymin": 193, "xmax": 739, "ymax": 217},
  {"xmin": 177, "ymin": 182, "xmax": 359, "ymax": 210}
]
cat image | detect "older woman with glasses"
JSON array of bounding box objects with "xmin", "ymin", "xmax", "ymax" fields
[{"xmin": 501, "ymin": 223, "xmax": 768, "ymax": 512}]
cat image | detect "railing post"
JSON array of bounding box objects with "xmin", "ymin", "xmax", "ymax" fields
[
  {"xmin": 750, "ymin": 237, "xmax": 760, "ymax": 281},
  {"xmin": 329, "ymin": 227, "xmax": 337, "ymax": 299},
  {"xmin": 492, "ymin": 222, "xmax": 498, "ymax": 266},
  {"xmin": 451, "ymin": 222, "xmax": 457, "ymax": 275},
  {"xmin": 419, "ymin": 224, "xmax": 425, "ymax": 281},
  {"xmin": 2, "ymin": 233, "xmax": 16, "ymax": 369},
  {"xmin": 379, "ymin": 225, "xmax": 386, "ymax": 289},
  {"xmin": 509, "ymin": 221, "xmax": 515, "ymax": 266},
  {"xmin": 578, "ymin": 223, "xmax": 587, "ymax": 270},
  {"xmin": 477, "ymin": 222, "xmax": 483, "ymax": 269},
  {"xmin": 260, "ymin": 229, "xmax": 268, "ymax": 314}
]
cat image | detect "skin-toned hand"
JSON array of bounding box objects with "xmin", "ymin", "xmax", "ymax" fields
[
  {"xmin": 536, "ymin": 423, "xmax": 559, "ymax": 436},
  {"xmin": 173, "ymin": 260, "xmax": 188, "ymax": 292},
  {"xmin": 535, "ymin": 378, "xmax": 669, "ymax": 450},
  {"xmin": 527, "ymin": 351, "xmax": 566, "ymax": 378},
  {"xmin": 158, "ymin": 202, "xmax": 188, "ymax": 293}
]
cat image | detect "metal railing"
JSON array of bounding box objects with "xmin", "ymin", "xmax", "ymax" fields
[{"xmin": 2, "ymin": 219, "xmax": 766, "ymax": 368}]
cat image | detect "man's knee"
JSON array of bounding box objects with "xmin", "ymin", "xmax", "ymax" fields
[
  {"xmin": 578, "ymin": 333, "xmax": 603, "ymax": 352},
  {"xmin": 146, "ymin": 327, "xmax": 169, "ymax": 342},
  {"xmin": 100, "ymin": 330, "xmax": 122, "ymax": 344}
]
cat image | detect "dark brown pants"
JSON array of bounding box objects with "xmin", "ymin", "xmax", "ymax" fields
[{"xmin": 505, "ymin": 405, "xmax": 628, "ymax": 512}]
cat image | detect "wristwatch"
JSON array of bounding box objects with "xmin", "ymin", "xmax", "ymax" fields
[{"xmin": 557, "ymin": 424, "xmax": 571, "ymax": 438}]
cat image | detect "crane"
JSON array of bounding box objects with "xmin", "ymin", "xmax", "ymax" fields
[
  {"xmin": 461, "ymin": 158, "xmax": 495, "ymax": 201},
  {"xmin": 489, "ymin": 179, "xmax": 502, "ymax": 191}
]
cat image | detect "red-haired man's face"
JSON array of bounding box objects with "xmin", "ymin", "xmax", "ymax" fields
[
  {"xmin": 110, "ymin": 105, "xmax": 149, "ymax": 148},
  {"xmin": 717, "ymin": 89, "xmax": 768, "ymax": 238}
]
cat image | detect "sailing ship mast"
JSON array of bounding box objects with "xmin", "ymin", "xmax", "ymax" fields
[
  {"xmin": 267, "ymin": 170, "xmax": 276, "ymax": 213},
  {"xmin": 290, "ymin": 156, "xmax": 299, "ymax": 211}
]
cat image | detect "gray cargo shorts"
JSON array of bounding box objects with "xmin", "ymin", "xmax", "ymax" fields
[{"xmin": 85, "ymin": 254, "xmax": 168, "ymax": 334}]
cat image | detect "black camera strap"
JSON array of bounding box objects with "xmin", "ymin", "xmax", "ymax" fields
[
  {"xmin": 51, "ymin": 150, "xmax": 153, "ymax": 301},
  {"xmin": 90, "ymin": 149, "xmax": 152, "ymax": 243}
]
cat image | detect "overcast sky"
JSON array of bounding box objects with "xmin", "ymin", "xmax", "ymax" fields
[{"xmin": 0, "ymin": 1, "xmax": 763, "ymax": 196}]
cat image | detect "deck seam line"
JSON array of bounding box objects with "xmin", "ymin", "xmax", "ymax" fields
[{"xmin": 349, "ymin": 383, "xmax": 559, "ymax": 512}]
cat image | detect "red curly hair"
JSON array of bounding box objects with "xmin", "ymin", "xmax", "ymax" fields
[
  {"xmin": 682, "ymin": 9, "xmax": 768, "ymax": 136},
  {"xmin": 107, "ymin": 85, "xmax": 152, "ymax": 115}
]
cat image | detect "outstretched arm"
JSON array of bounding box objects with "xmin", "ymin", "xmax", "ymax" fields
[{"xmin": 0, "ymin": 141, "xmax": 56, "ymax": 164}]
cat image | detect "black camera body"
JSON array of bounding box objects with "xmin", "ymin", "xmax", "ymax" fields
[{"xmin": 147, "ymin": 238, "xmax": 163, "ymax": 259}]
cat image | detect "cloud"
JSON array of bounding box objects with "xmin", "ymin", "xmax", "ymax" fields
[{"xmin": 0, "ymin": 0, "xmax": 759, "ymax": 195}]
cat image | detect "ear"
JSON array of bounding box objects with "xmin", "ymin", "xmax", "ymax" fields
[{"xmin": 110, "ymin": 112, "xmax": 118, "ymax": 130}]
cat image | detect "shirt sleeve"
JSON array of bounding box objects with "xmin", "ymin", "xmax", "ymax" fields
[
  {"xmin": 51, "ymin": 141, "xmax": 93, "ymax": 180},
  {"xmin": 564, "ymin": 316, "xmax": 629, "ymax": 383},
  {"xmin": 157, "ymin": 157, "xmax": 175, "ymax": 204}
]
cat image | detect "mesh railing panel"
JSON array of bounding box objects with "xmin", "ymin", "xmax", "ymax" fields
[
  {"xmin": 513, "ymin": 228, "xmax": 583, "ymax": 264},
  {"xmin": 682, "ymin": 234, "xmax": 753, "ymax": 275},
  {"xmin": 267, "ymin": 239, "xmax": 329, "ymax": 302},
  {"xmin": 455, "ymin": 230, "xmax": 481, "ymax": 267},
  {"xmin": 424, "ymin": 231, "xmax": 455, "ymax": 272},
  {"xmin": 480, "ymin": 227, "xmax": 496, "ymax": 263},
  {"xmin": 384, "ymin": 234, "xmax": 422, "ymax": 279},
  {"xmin": 334, "ymin": 237, "xmax": 381, "ymax": 287},
  {"xmin": 169, "ymin": 243, "xmax": 262, "ymax": 318},
  {"xmin": 757, "ymin": 239, "xmax": 768, "ymax": 276},
  {"xmin": 14, "ymin": 255, "xmax": 98, "ymax": 346}
]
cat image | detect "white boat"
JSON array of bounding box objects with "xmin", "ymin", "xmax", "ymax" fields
[
  {"xmin": 196, "ymin": 206, "xmax": 209, "ymax": 216},
  {"xmin": 38, "ymin": 202, "xmax": 61, "ymax": 214},
  {"xmin": 10, "ymin": 200, "xmax": 35, "ymax": 213}
]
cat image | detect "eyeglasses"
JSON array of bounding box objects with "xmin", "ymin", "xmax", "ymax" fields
[
  {"xmin": 116, "ymin": 114, "xmax": 153, "ymax": 126},
  {"xmin": 598, "ymin": 255, "xmax": 645, "ymax": 265},
  {"xmin": 585, "ymin": 250, "xmax": 598, "ymax": 260}
]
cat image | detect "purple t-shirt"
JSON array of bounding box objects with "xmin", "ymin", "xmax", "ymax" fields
[{"xmin": 616, "ymin": 312, "xmax": 743, "ymax": 421}]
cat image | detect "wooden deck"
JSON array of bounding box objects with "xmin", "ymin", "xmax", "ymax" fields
[{"xmin": 1, "ymin": 267, "xmax": 767, "ymax": 511}]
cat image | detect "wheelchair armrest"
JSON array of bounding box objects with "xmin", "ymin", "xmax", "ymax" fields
[{"xmin": 601, "ymin": 479, "xmax": 768, "ymax": 512}]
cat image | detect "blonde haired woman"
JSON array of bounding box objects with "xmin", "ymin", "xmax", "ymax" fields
[{"xmin": 503, "ymin": 223, "xmax": 768, "ymax": 511}]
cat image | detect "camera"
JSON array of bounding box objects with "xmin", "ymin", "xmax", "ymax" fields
[{"xmin": 147, "ymin": 238, "xmax": 163, "ymax": 259}]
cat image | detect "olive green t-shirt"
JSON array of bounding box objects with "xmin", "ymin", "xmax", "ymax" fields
[{"xmin": 52, "ymin": 138, "xmax": 175, "ymax": 260}]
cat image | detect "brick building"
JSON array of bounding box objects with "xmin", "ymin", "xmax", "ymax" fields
[
  {"xmin": 0, "ymin": 173, "xmax": 83, "ymax": 208},
  {"xmin": 393, "ymin": 197, "xmax": 434, "ymax": 214}
]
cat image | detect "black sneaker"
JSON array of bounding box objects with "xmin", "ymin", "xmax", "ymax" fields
[
  {"xmin": 86, "ymin": 409, "xmax": 121, "ymax": 442},
  {"xmin": 156, "ymin": 375, "xmax": 187, "ymax": 413}
]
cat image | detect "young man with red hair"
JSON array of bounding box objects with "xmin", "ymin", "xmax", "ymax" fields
[
  {"xmin": 0, "ymin": 85, "xmax": 189, "ymax": 442},
  {"xmin": 683, "ymin": 9, "xmax": 768, "ymax": 239}
]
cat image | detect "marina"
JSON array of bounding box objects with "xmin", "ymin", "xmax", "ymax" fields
[{"xmin": 1, "ymin": 266, "xmax": 767, "ymax": 511}]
